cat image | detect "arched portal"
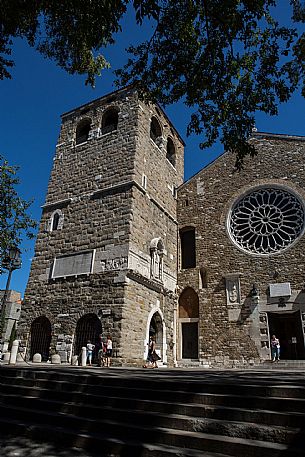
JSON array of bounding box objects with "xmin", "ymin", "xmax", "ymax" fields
[
  {"xmin": 179, "ymin": 287, "xmax": 199, "ymax": 359},
  {"xmin": 30, "ymin": 316, "xmax": 52, "ymax": 361},
  {"xmin": 74, "ymin": 313, "xmax": 102, "ymax": 362},
  {"xmin": 145, "ymin": 307, "xmax": 167, "ymax": 364}
]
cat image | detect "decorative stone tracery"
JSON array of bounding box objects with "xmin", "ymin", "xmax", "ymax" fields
[{"xmin": 229, "ymin": 187, "xmax": 305, "ymax": 255}]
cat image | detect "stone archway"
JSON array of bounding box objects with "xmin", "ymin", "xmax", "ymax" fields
[
  {"xmin": 179, "ymin": 287, "xmax": 199, "ymax": 359},
  {"xmin": 74, "ymin": 313, "xmax": 102, "ymax": 362},
  {"xmin": 30, "ymin": 316, "xmax": 52, "ymax": 361},
  {"xmin": 150, "ymin": 312, "xmax": 163, "ymax": 356},
  {"xmin": 145, "ymin": 306, "xmax": 167, "ymax": 364}
]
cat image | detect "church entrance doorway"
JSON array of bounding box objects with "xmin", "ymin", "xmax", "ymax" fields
[
  {"xmin": 30, "ymin": 316, "xmax": 52, "ymax": 361},
  {"xmin": 181, "ymin": 322, "xmax": 198, "ymax": 358},
  {"xmin": 74, "ymin": 313, "xmax": 102, "ymax": 363},
  {"xmin": 268, "ymin": 311, "xmax": 305, "ymax": 360},
  {"xmin": 178, "ymin": 287, "xmax": 199, "ymax": 360}
]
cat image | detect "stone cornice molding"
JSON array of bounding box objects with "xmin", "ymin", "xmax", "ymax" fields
[{"xmin": 42, "ymin": 198, "xmax": 72, "ymax": 209}]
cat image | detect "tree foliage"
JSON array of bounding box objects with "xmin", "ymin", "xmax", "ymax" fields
[
  {"xmin": 0, "ymin": 156, "xmax": 36, "ymax": 272},
  {"xmin": 1, "ymin": 1, "xmax": 305, "ymax": 166}
]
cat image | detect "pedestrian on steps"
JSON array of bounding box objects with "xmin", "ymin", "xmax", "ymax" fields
[
  {"xmin": 143, "ymin": 335, "xmax": 160, "ymax": 368},
  {"xmin": 105, "ymin": 335, "xmax": 113, "ymax": 367},
  {"xmin": 271, "ymin": 335, "xmax": 280, "ymax": 362},
  {"xmin": 86, "ymin": 341, "xmax": 95, "ymax": 366}
]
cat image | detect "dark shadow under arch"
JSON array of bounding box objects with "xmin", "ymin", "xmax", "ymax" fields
[
  {"xmin": 179, "ymin": 287, "xmax": 199, "ymax": 318},
  {"xmin": 74, "ymin": 313, "xmax": 102, "ymax": 362},
  {"xmin": 30, "ymin": 316, "xmax": 52, "ymax": 361}
]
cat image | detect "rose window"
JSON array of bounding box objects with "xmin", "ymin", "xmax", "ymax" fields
[{"xmin": 229, "ymin": 188, "xmax": 304, "ymax": 254}]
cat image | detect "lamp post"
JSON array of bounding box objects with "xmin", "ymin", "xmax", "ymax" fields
[{"xmin": 0, "ymin": 246, "xmax": 22, "ymax": 348}]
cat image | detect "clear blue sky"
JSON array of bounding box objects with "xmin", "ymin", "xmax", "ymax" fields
[{"xmin": 1, "ymin": 4, "xmax": 304, "ymax": 297}]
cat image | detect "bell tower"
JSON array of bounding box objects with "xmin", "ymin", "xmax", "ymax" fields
[{"xmin": 20, "ymin": 85, "xmax": 184, "ymax": 366}]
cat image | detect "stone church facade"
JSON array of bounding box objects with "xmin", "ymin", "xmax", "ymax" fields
[
  {"xmin": 19, "ymin": 85, "xmax": 305, "ymax": 367},
  {"xmin": 178, "ymin": 132, "xmax": 305, "ymax": 366}
]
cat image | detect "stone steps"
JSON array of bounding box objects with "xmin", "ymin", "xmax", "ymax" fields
[
  {"xmin": 0, "ymin": 397, "xmax": 301, "ymax": 446},
  {"xmin": 0, "ymin": 407, "xmax": 301, "ymax": 457},
  {"xmin": 2, "ymin": 385, "xmax": 305, "ymax": 430},
  {"xmin": 0, "ymin": 367, "xmax": 304, "ymax": 456},
  {"xmin": 2, "ymin": 377, "xmax": 305, "ymax": 415}
]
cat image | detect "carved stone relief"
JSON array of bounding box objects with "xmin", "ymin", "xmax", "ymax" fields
[
  {"xmin": 100, "ymin": 256, "xmax": 128, "ymax": 272},
  {"xmin": 225, "ymin": 276, "xmax": 241, "ymax": 305}
]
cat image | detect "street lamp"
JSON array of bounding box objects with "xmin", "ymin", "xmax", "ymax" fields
[{"xmin": 0, "ymin": 246, "xmax": 22, "ymax": 344}]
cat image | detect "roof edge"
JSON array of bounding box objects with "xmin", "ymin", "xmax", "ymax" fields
[
  {"xmin": 179, "ymin": 130, "xmax": 305, "ymax": 190},
  {"xmin": 251, "ymin": 131, "xmax": 305, "ymax": 141}
]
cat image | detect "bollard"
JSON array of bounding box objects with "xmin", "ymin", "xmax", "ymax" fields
[
  {"xmin": 33, "ymin": 353, "xmax": 42, "ymax": 363},
  {"xmin": 71, "ymin": 355, "xmax": 78, "ymax": 366},
  {"xmin": 9, "ymin": 340, "xmax": 19, "ymax": 365},
  {"xmin": 3, "ymin": 352, "xmax": 10, "ymax": 362},
  {"xmin": 51, "ymin": 354, "xmax": 61, "ymax": 364},
  {"xmin": 81, "ymin": 346, "xmax": 87, "ymax": 367}
]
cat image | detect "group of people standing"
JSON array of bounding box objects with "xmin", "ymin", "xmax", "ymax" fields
[
  {"xmin": 87, "ymin": 333, "xmax": 280, "ymax": 367},
  {"xmin": 87, "ymin": 334, "xmax": 161, "ymax": 369},
  {"xmin": 86, "ymin": 334, "xmax": 113, "ymax": 367}
]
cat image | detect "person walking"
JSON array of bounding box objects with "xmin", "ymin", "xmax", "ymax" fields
[
  {"xmin": 271, "ymin": 335, "xmax": 280, "ymax": 362},
  {"xmin": 105, "ymin": 335, "xmax": 113, "ymax": 367},
  {"xmin": 96, "ymin": 334, "xmax": 104, "ymax": 367},
  {"xmin": 86, "ymin": 341, "xmax": 95, "ymax": 366},
  {"xmin": 143, "ymin": 335, "xmax": 160, "ymax": 368}
]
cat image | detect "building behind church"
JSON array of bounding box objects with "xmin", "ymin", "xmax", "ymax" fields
[{"xmin": 19, "ymin": 85, "xmax": 305, "ymax": 367}]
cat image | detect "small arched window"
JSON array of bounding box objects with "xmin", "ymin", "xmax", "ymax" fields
[
  {"xmin": 52, "ymin": 212, "xmax": 60, "ymax": 231},
  {"xmin": 180, "ymin": 227, "xmax": 196, "ymax": 269},
  {"xmin": 76, "ymin": 119, "xmax": 91, "ymax": 145},
  {"xmin": 150, "ymin": 116, "xmax": 162, "ymax": 145},
  {"xmin": 166, "ymin": 137, "xmax": 176, "ymax": 167},
  {"xmin": 48, "ymin": 209, "xmax": 64, "ymax": 232},
  {"xmin": 101, "ymin": 108, "xmax": 119, "ymax": 135}
]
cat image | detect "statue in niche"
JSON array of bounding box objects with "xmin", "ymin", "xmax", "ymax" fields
[
  {"xmin": 259, "ymin": 314, "xmax": 267, "ymax": 324},
  {"xmin": 150, "ymin": 238, "xmax": 164, "ymax": 281}
]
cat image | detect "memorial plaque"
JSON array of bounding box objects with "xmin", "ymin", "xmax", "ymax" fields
[
  {"xmin": 269, "ymin": 282, "xmax": 291, "ymax": 298},
  {"xmin": 52, "ymin": 251, "xmax": 94, "ymax": 278}
]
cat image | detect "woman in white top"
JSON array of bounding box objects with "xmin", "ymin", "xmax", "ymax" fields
[
  {"xmin": 105, "ymin": 335, "xmax": 113, "ymax": 367},
  {"xmin": 86, "ymin": 341, "xmax": 95, "ymax": 366},
  {"xmin": 271, "ymin": 335, "xmax": 280, "ymax": 362}
]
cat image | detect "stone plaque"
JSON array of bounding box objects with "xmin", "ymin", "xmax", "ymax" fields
[
  {"xmin": 269, "ymin": 282, "xmax": 291, "ymax": 297},
  {"xmin": 52, "ymin": 251, "xmax": 94, "ymax": 278}
]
